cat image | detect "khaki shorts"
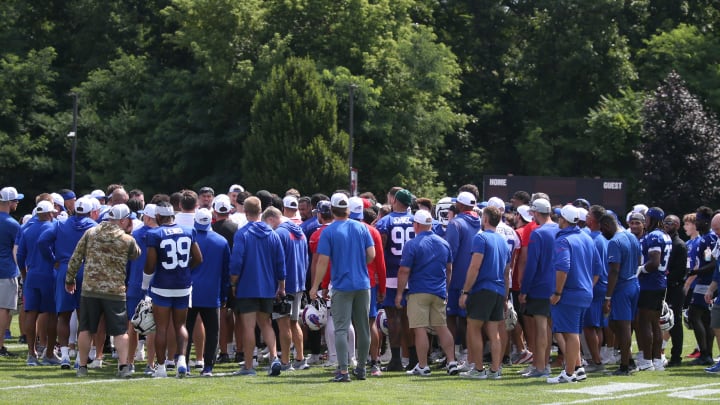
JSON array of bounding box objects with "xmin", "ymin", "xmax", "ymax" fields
[{"xmin": 407, "ymin": 293, "xmax": 447, "ymax": 329}]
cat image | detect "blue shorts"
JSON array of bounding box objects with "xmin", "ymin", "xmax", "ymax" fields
[
  {"xmin": 369, "ymin": 286, "xmax": 378, "ymax": 318},
  {"xmin": 610, "ymin": 282, "xmax": 639, "ymax": 322},
  {"xmin": 126, "ymin": 295, "xmax": 143, "ymax": 319},
  {"xmin": 583, "ymin": 298, "xmax": 607, "ymax": 328},
  {"xmin": 445, "ymin": 288, "xmax": 467, "ymax": 317},
  {"xmin": 150, "ymin": 292, "xmax": 190, "ymax": 310},
  {"xmin": 55, "ymin": 265, "xmax": 80, "ymax": 313},
  {"xmin": 551, "ymin": 304, "xmax": 585, "ymax": 334},
  {"xmin": 25, "ymin": 282, "xmax": 56, "ymax": 313},
  {"xmin": 383, "ymin": 288, "xmax": 406, "ymax": 308}
]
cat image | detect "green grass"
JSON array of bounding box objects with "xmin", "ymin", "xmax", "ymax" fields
[{"xmin": 1, "ymin": 317, "xmax": 719, "ymax": 404}]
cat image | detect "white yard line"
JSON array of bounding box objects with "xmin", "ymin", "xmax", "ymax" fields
[
  {"xmin": 0, "ymin": 378, "xmax": 148, "ymax": 390},
  {"xmin": 546, "ymin": 382, "xmax": 720, "ymax": 405}
]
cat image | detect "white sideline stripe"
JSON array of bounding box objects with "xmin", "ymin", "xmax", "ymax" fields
[
  {"xmin": 555, "ymin": 382, "xmax": 658, "ymax": 395},
  {"xmin": 546, "ymin": 382, "xmax": 720, "ymax": 405},
  {"xmin": 0, "ymin": 378, "xmax": 147, "ymax": 391}
]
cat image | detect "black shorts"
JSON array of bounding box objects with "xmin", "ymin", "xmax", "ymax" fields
[
  {"xmin": 524, "ymin": 297, "xmax": 551, "ymax": 317},
  {"xmin": 233, "ymin": 298, "xmax": 273, "ymax": 315},
  {"xmin": 79, "ymin": 296, "xmax": 128, "ymax": 336},
  {"xmin": 638, "ymin": 290, "xmax": 665, "ymax": 311},
  {"xmin": 466, "ymin": 290, "xmax": 504, "ymax": 322}
]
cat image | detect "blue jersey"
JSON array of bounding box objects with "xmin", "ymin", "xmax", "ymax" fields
[
  {"xmin": 589, "ymin": 230, "xmax": 609, "ymax": 299},
  {"xmin": 607, "ymin": 231, "xmax": 641, "ymax": 291},
  {"xmin": 375, "ymin": 212, "xmax": 415, "ymax": 280},
  {"xmin": 147, "ymin": 224, "xmax": 197, "ymax": 293},
  {"xmin": 317, "ymin": 218, "xmax": 373, "ymax": 292},
  {"xmin": 276, "ymin": 221, "xmax": 308, "ymax": 294},
  {"xmin": 444, "ymin": 212, "xmax": 481, "ymax": 290},
  {"xmin": 192, "ymin": 229, "xmax": 230, "ymax": 308},
  {"xmin": 470, "ymin": 229, "xmax": 510, "ymax": 296},
  {"xmin": 521, "ymin": 222, "xmax": 559, "ymax": 299},
  {"xmin": 687, "ymin": 236, "xmax": 701, "ymax": 271},
  {"xmin": 127, "ymin": 225, "xmax": 152, "ymax": 297},
  {"xmin": 16, "ymin": 219, "xmax": 56, "ymax": 288},
  {"xmin": 0, "ymin": 212, "xmax": 20, "ymax": 278},
  {"xmin": 230, "ymin": 221, "xmax": 285, "ymax": 299},
  {"xmin": 553, "ymin": 225, "xmax": 597, "ymax": 308},
  {"xmin": 640, "ymin": 229, "xmax": 672, "ymax": 291},
  {"xmin": 399, "ymin": 230, "xmax": 452, "ymax": 298}
]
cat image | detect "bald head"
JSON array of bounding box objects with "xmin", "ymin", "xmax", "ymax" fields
[{"xmin": 711, "ymin": 214, "xmax": 720, "ymax": 236}]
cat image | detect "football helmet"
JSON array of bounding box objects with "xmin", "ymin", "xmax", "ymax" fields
[
  {"xmin": 659, "ymin": 300, "xmax": 674, "ymax": 332},
  {"xmin": 435, "ymin": 197, "xmax": 454, "ymax": 226},
  {"xmin": 375, "ymin": 308, "xmax": 389, "ymax": 335},
  {"xmin": 131, "ymin": 296, "xmax": 156, "ymax": 334},
  {"xmin": 301, "ymin": 298, "xmax": 328, "ymax": 331}
]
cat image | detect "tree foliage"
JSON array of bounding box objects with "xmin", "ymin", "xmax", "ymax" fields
[{"xmin": 639, "ymin": 71, "xmax": 720, "ymax": 213}]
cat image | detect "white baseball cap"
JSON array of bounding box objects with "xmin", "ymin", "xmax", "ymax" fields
[
  {"xmin": 331, "ymin": 193, "xmax": 349, "ymax": 208},
  {"xmin": 530, "ymin": 198, "xmax": 551, "ymax": 214},
  {"xmin": 213, "ymin": 196, "xmax": 233, "ymax": 214},
  {"xmin": 36, "ymin": 200, "xmax": 57, "ymax": 214},
  {"xmin": 74, "ymin": 197, "xmax": 94, "ymax": 214},
  {"xmin": 0, "ymin": 187, "xmax": 24, "ymax": 202},
  {"xmin": 348, "ymin": 196, "xmax": 364, "ymax": 220},
  {"xmin": 194, "ymin": 208, "xmax": 212, "ymax": 230},
  {"xmin": 283, "ymin": 195, "xmax": 299, "ymax": 209},
  {"xmin": 487, "ymin": 197, "xmax": 505, "ymax": 212},
  {"xmin": 107, "ymin": 204, "xmax": 131, "ymax": 220},
  {"xmin": 142, "ymin": 203, "xmax": 157, "ymax": 219},
  {"xmin": 456, "ymin": 191, "xmax": 476, "ymax": 207},
  {"xmin": 577, "ymin": 207, "xmax": 588, "ymax": 222},
  {"xmin": 517, "ymin": 205, "xmax": 533, "ymax": 223},
  {"xmin": 228, "ymin": 184, "xmax": 245, "ymax": 193},
  {"xmin": 413, "ymin": 209, "xmax": 433, "ymax": 226},
  {"xmin": 560, "ymin": 204, "xmax": 579, "ymax": 224},
  {"xmin": 90, "ymin": 189, "xmax": 106, "ymax": 199}
]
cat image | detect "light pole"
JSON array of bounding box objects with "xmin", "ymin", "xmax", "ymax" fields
[
  {"xmin": 348, "ymin": 84, "xmax": 358, "ymax": 195},
  {"xmin": 68, "ymin": 93, "xmax": 78, "ymax": 190}
]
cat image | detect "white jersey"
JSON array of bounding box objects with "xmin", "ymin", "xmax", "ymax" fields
[{"xmin": 496, "ymin": 221, "xmax": 520, "ymax": 252}]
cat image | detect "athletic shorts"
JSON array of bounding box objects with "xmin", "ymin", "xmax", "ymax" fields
[
  {"xmin": 79, "ymin": 296, "xmax": 128, "ymax": 336},
  {"xmin": 710, "ymin": 305, "xmax": 720, "ymax": 329},
  {"xmin": 610, "ymin": 283, "xmax": 639, "ymax": 322},
  {"xmin": 407, "ymin": 293, "xmax": 447, "ymax": 328},
  {"xmin": 466, "ymin": 289, "xmax": 504, "ymax": 322},
  {"xmin": 383, "ymin": 287, "xmax": 406, "ymax": 308},
  {"xmin": 583, "ymin": 298, "xmax": 607, "ymax": 328},
  {"xmin": 510, "ymin": 291, "xmax": 524, "ymax": 316},
  {"xmin": 55, "ymin": 267, "xmax": 80, "ymax": 313},
  {"xmin": 24, "ymin": 283, "xmax": 55, "ymax": 313},
  {"xmin": 638, "ymin": 289, "xmax": 665, "ymax": 311},
  {"xmin": 272, "ymin": 293, "xmax": 303, "ymax": 321},
  {"xmin": 234, "ymin": 298, "xmax": 273, "ymax": 315},
  {"xmin": 446, "ymin": 288, "xmax": 467, "ymax": 317},
  {"xmin": 0, "ymin": 278, "xmax": 18, "ymax": 310},
  {"xmin": 126, "ymin": 295, "xmax": 143, "ymax": 319},
  {"xmin": 151, "ymin": 292, "xmax": 190, "ymax": 310},
  {"xmin": 551, "ymin": 304, "xmax": 585, "ymax": 334},
  {"xmin": 369, "ymin": 286, "xmax": 378, "ymax": 319},
  {"xmin": 524, "ymin": 297, "xmax": 551, "ymax": 318}
]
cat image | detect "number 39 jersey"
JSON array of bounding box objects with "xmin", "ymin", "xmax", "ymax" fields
[
  {"xmin": 147, "ymin": 224, "xmax": 197, "ymax": 291},
  {"xmin": 639, "ymin": 229, "xmax": 671, "ymax": 291},
  {"xmin": 375, "ymin": 211, "xmax": 415, "ymax": 282}
]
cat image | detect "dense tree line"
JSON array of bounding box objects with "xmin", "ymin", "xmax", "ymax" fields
[{"xmin": 1, "ymin": 0, "xmax": 719, "ymax": 214}]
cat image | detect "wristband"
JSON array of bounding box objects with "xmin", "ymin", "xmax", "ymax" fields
[
  {"xmin": 141, "ymin": 273, "xmax": 153, "ymax": 290},
  {"xmin": 605, "ymin": 296, "xmax": 612, "ymax": 301}
]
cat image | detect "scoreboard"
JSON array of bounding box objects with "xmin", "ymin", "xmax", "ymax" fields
[{"xmin": 482, "ymin": 175, "xmax": 626, "ymax": 215}]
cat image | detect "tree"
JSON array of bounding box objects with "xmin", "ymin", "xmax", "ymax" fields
[
  {"xmin": 639, "ymin": 71, "xmax": 720, "ymax": 213},
  {"xmin": 243, "ymin": 57, "xmax": 346, "ymax": 194}
]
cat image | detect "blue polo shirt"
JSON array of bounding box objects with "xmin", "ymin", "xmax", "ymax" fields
[
  {"xmin": 317, "ymin": 218, "xmax": 373, "ymax": 292},
  {"xmin": 0, "ymin": 212, "xmax": 20, "ymax": 278},
  {"xmin": 607, "ymin": 230, "xmax": 641, "ymax": 290},
  {"xmin": 444, "ymin": 212, "xmax": 481, "ymax": 290},
  {"xmin": 399, "ymin": 230, "xmax": 452, "ymax": 299},
  {"xmin": 521, "ymin": 222, "xmax": 559, "ymax": 299},
  {"xmin": 470, "ymin": 229, "xmax": 510, "ymax": 295},
  {"xmin": 191, "ymin": 228, "xmax": 230, "ymax": 307},
  {"xmin": 589, "ymin": 230, "xmax": 609, "ymax": 300},
  {"xmin": 553, "ymin": 225, "xmax": 596, "ymax": 308}
]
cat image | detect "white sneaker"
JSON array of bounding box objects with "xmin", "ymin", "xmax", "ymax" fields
[
  {"xmin": 406, "ymin": 363, "xmax": 431, "ymax": 376},
  {"xmin": 637, "ymin": 358, "xmax": 655, "ymax": 371},
  {"xmin": 306, "ymin": 354, "xmax": 322, "ymax": 365},
  {"xmin": 652, "ymin": 358, "xmax": 665, "ymax": 371},
  {"xmin": 457, "ymin": 362, "xmax": 475, "ymax": 373},
  {"xmin": 153, "ymin": 364, "xmax": 168, "ymax": 378},
  {"xmin": 88, "ymin": 359, "xmax": 103, "ymax": 369},
  {"xmin": 546, "ymin": 370, "xmax": 577, "ymax": 384},
  {"xmin": 575, "ymin": 367, "xmax": 587, "ymax": 381}
]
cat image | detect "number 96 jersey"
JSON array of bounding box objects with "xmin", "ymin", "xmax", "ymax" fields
[
  {"xmin": 147, "ymin": 224, "xmax": 197, "ymax": 291},
  {"xmin": 375, "ymin": 211, "xmax": 415, "ymax": 279}
]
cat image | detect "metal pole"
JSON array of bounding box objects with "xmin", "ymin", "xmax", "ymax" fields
[
  {"xmin": 348, "ymin": 84, "xmax": 357, "ymax": 193},
  {"xmin": 70, "ymin": 93, "xmax": 78, "ymax": 191}
]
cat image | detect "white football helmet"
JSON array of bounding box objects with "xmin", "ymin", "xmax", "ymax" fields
[
  {"xmin": 131, "ymin": 296, "xmax": 156, "ymax": 334},
  {"xmin": 435, "ymin": 197, "xmax": 454, "ymax": 226},
  {"xmin": 683, "ymin": 307, "xmax": 692, "ymax": 330},
  {"xmin": 375, "ymin": 308, "xmax": 389, "ymax": 335},
  {"xmin": 302, "ymin": 298, "xmax": 328, "ymax": 331},
  {"xmin": 505, "ymin": 300, "xmax": 518, "ymax": 331},
  {"xmin": 659, "ymin": 300, "xmax": 674, "ymax": 332}
]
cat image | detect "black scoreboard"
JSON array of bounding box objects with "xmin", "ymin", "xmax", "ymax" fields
[{"xmin": 482, "ymin": 175, "xmax": 626, "ymax": 215}]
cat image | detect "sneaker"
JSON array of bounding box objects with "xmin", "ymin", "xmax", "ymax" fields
[
  {"xmin": 446, "ymin": 361, "xmax": 460, "ymax": 375},
  {"xmin": 612, "ymin": 367, "xmax": 631, "ymax": 376},
  {"xmin": 117, "ymin": 365, "xmax": 133, "ymax": 378},
  {"xmin": 194, "ymin": 361, "xmax": 204, "ymax": 370},
  {"xmin": 547, "ymin": 370, "xmax": 577, "ymax": 384},
  {"xmin": 514, "ymin": 350, "xmax": 533, "ymax": 365},
  {"xmin": 165, "ymin": 360, "xmax": 175, "ymax": 370},
  {"xmin": 18, "ymin": 335, "xmax": 26, "ymax": 344},
  {"xmin": 77, "ymin": 366, "xmax": 88, "ymax": 377},
  {"xmin": 688, "ymin": 348, "xmax": 701, "ymax": 358},
  {"xmin": 487, "ymin": 368, "xmax": 502, "ymax": 380},
  {"xmin": 0, "ymin": 346, "xmax": 16, "ymax": 357},
  {"xmin": 457, "ymin": 362, "xmax": 475, "ymax": 373},
  {"xmin": 330, "ymin": 371, "xmax": 350, "ymax": 382},
  {"xmin": 460, "ymin": 367, "xmax": 488, "ymax": 379},
  {"xmin": 177, "ymin": 364, "xmax": 188, "ymax": 378},
  {"xmin": 690, "ymin": 356, "xmax": 715, "ymax": 366},
  {"xmin": 42, "ymin": 356, "xmax": 61, "ymax": 366},
  {"xmin": 666, "ymin": 358, "xmax": 682, "ymax": 368},
  {"xmin": 518, "ymin": 365, "xmax": 535, "ymax": 375},
  {"xmin": 3, "ymin": 329, "xmax": 11, "ymax": 340},
  {"xmin": 88, "ymin": 359, "xmax": 103, "ymax": 369},
  {"xmin": 293, "ymin": 358, "xmax": 310, "ymax": 370},
  {"xmin": 233, "ymin": 368, "xmax": 257, "ymax": 376},
  {"xmin": 322, "ymin": 360, "xmax": 338, "ymax": 368},
  {"xmin": 370, "ymin": 364, "xmax": 382, "ymax": 376},
  {"xmin": 575, "ymin": 367, "xmax": 587, "ymax": 381},
  {"xmin": 652, "ymin": 358, "xmax": 665, "ymax": 371},
  {"xmin": 384, "ymin": 359, "xmax": 405, "ymax": 372},
  {"xmin": 216, "ymin": 353, "xmax": 230, "ymax": 363},
  {"xmin": 637, "ymin": 359, "xmax": 654, "ymax": 371},
  {"xmin": 269, "ymin": 358, "xmax": 281, "ymax": 376},
  {"xmin": 524, "ymin": 367, "xmax": 550, "ymax": 378},
  {"xmin": 234, "ymin": 352, "xmax": 243, "ymax": 363},
  {"xmin": 584, "ymin": 362, "xmax": 604, "ymax": 373},
  {"xmin": 153, "ymin": 365, "xmax": 168, "ymax": 378},
  {"xmin": 60, "ymin": 357, "xmax": 71, "ymax": 369},
  {"xmin": 306, "ymin": 354, "xmax": 322, "ymax": 365},
  {"xmin": 352, "ymin": 367, "xmax": 367, "ymax": 380},
  {"xmin": 406, "ymin": 364, "xmax": 431, "ymax": 377},
  {"xmin": 705, "ymin": 361, "xmax": 720, "ymax": 374},
  {"xmin": 26, "ymin": 355, "xmax": 39, "ymax": 366},
  {"xmin": 200, "ymin": 367, "xmax": 213, "ymax": 377},
  {"xmin": 144, "ymin": 365, "xmax": 156, "ymax": 375},
  {"xmin": 280, "ymin": 363, "xmax": 295, "ymax": 372}
]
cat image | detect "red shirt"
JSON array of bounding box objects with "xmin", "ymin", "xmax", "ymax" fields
[{"xmin": 511, "ymin": 221, "xmax": 538, "ymax": 291}]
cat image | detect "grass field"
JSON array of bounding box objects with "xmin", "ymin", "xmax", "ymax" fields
[{"xmin": 1, "ymin": 318, "xmax": 719, "ymax": 404}]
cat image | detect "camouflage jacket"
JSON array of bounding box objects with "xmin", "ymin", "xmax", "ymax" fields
[{"xmin": 66, "ymin": 221, "xmax": 141, "ymax": 301}]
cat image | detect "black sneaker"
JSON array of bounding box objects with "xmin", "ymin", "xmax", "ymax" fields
[
  {"xmin": 216, "ymin": 353, "xmax": 230, "ymax": 364},
  {"xmin": 383, "ymin": 359, "xmax": 405, "ymax": 372},
  {"xmin": 612, "ymin": 367, "xmax": 630, "ymax": 376},
  {"xmin": 352, "ymin": 367, "xmax": 367, "ymax": 380},
  {"xmin": 18, "ymin": 335, "xmax": 27, "ymax": 344},
  {"xmin": 666, "ymin": 358, "xmax": 682, "ymax": 368},
  {"xmin": 234, "ymin": 352, "xmax": 243, "ymax": 363},
  {"xmin": 0, "ymin": 346, "xmax": 17, "ymax": 358},
  {"xmin": 330, "ymin": 371, "xmax": 351, "ymax": 382}
]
